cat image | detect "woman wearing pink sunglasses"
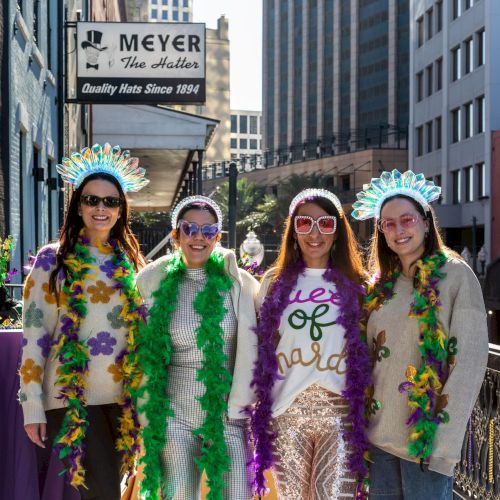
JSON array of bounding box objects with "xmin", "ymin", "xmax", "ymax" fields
[
  {"xmin": 135, "ymin": 195, "xmax": 259, "ymax": 499},
  {"xmin": 352, "ymin": 170, "xmax": 488, "ymax": 499},
  {"xmin": 247, "ymin": 188, "xmax": 371, "ymax": 498}
]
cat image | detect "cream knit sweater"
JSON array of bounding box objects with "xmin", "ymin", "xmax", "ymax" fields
[
  {"xmin": 20, "ymin": 243, "xmax": 132, "ymax": 425},
  {"xmin": 367, "ymin": 258, "xmax": 488, "ymax": 476}
]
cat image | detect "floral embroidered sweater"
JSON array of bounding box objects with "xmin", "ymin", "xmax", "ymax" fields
[
  {"xmin": 367, "ymin": 258, "xmax": 489, "ymax": 476},
  {"xmin": 257, "ymin": 268, "xmax": 348, "ymax": 417},
  {"xmin": 20, "ymin": 243, "xmax": 133, "ymax": 425}
]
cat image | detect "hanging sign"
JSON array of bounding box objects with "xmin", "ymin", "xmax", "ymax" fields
[{"xmin": 75, "ymin": 21, "xmax": 206, "ymax": 103}]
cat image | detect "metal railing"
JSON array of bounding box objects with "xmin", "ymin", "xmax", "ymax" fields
[
  {"xmin": 454, "ymin": 344, "xmax": 500, "ymax": 499},
  {"xmin": 202, "ymin": 125, "xmax": 408, "ymax": 181}
]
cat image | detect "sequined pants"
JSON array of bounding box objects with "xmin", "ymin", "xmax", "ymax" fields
[
  {"xmin": 160, "ymin": 416, "xmax": 252, "ymax": 500},
  {"xmin": 271, "ymin": 385, "xmax": 357, "ymax": 500}
]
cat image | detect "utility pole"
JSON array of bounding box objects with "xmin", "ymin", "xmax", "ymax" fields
[{"xmin": 228, "ymin": 162, "xmax": 238, "ymax": 249}]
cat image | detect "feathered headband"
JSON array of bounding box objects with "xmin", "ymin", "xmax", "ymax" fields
[
  {"xmin": 289, "ymin": 188, "xmax": 344, "ymax": 217},
  {"xmin": 171, "ymin": 195, "xmax": 223, "ymax": 231},
  {"xmin": 56, "ymin": 143, "xmax": 149, "ymax": 192},
  {"xmin": 351, "ymin": 169, "xmax": 441, "ymax": 220}
]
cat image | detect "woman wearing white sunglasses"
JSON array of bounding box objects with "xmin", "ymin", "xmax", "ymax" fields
[
  {"xmin": 135, "ymin": 195, "xmax": 259, "ymax": 499},
  {"xmin": 247, "ymin": 189, "xmax": 371, "ymax": 499}
]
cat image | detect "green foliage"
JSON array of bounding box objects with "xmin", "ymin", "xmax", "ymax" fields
[{"xmin": 130, "ymin": 211, "xmax": 171, "ymax": 230}]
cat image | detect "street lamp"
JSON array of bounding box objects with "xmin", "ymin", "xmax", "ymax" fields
[
  {"xmin": 478, "ymin": 245, "xmax": 487, "ymax": 276},
  {"xmin": 240, "ymin": 230, "xmax": 265, "ymax": 273},
  {"xmin": 461, "ymin": 246, "xmax": 472, "ymax": 267}
]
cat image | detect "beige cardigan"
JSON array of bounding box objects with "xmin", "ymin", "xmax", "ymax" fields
[{"xmin": 135, "ymin": 247, "xmax": 259, "ymax": 420}]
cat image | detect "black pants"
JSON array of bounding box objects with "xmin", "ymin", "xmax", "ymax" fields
[{"xmin": 44, "ymin": 403, "xmax": 122, "ymax": 500}]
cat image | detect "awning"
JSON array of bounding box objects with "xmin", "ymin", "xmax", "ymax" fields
[{"xmin": 92, "ymin": 104, "xmax": 218, "ymax": 211}]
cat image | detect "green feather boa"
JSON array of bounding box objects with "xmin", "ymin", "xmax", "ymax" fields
[{"xmin": 137, "ymin": 250, "xmax": 234, "ymax": 499}]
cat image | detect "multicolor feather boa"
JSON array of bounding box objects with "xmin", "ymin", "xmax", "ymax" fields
[
  {"xmin": 137, "ymin": 250, "xmax": 234, "ymax": 500},
  {"xmin": 52, "ymin": 232, "xmax": 145, "ymax": 487},
  {"xmin": 246, "ymin": 258, "xmax": 371, "ymax": 497},
  {"xmin": 365, "ymin": 251, "xmax": 455, "ymax": 462}
]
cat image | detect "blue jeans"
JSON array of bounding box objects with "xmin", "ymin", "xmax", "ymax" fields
[{"xmin": 369, "ymin": 447, "xmax": 453, "ymax": 500}]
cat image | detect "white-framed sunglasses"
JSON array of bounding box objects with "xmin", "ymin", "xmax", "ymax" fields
[{"xmin": 294, "ymin": 215, "xmax": 337, "ymax": 235}]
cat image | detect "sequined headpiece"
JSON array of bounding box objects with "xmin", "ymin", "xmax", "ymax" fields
[
  {"xmin": 288, "ymin": 188, "xmax": 343, "ymax": 217},
  {"xmin": 56, "ymin": 143, "xmax": 149, "ymax": 192},
  {"xmin": 351, "ymin": 169, "xmax": 441, "ymax": 220},
  {"xmin": 171, "ymin": 195, "xmax": 223, "ymax": 230}
]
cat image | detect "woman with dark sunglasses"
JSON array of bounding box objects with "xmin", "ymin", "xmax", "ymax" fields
[
  {"xmin": 248, "ymin": 188, "xmax": 371, "ymax": 499},
  {"xmin": 135, "ymin": 195, "xmax": 259, "ymax": 499},
  {"xmin": 351, "ymin": 170, "xmax": 488, "ymax": 499},
  {"xmin": 20, "ymin": 144, "xmax": 148, "ymax": 498}
]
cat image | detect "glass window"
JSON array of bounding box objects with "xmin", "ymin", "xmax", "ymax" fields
[
  {"xmin": 435, "ymin": 174, "xmax": 442, "ymax": 203},
  {"xmin": 240, "ymin": 115, "xmax": 248, "ymax": 134},
  {"xmin": 426, "ymin": 65, "xmax": 433, "ymax": 96},
  {"xmin": 426, "ymin": 121, "xmax": 433, "ymax": 153},
  {"xmin": 476, "ymin": 95, "xmax": 485, "ymax": 133},
  {"xmin": 464, "ymin": 166, "xmax": 474, "ymax": 202},
  {"xmin": 452, "ymin": 170, "xmax": 461, "ymax": 203},
  {"xmin": 476, "ymin": 162, "xmax": 486, "ymax": 198},
  {"xmin": 416, "ymin": 126, "xmax": 423, "ymax": 156},
  {"xmin": 465, "ymin": 0, "xmax": 473, "ymax": 9},
  {"xmin": 162, "ymin": 10, "xmax": 168, "ymax": 20},
  {"xmin": 173, "ymin": 10, "xmax": 178, "ymax": 20},
  {"xmin": 152, "ymin": 0, "xmax": 158, "ymax": 4},
  {"xmin": 33, "ymin": 0, "xmax": 39, "ymax": 43},
  {"xmin": 451, "ymin": 108, "xmax": 461, "ymax": 143},
  {"xmin": 436, "ymin": 116, "xmax": 442, "ymax": 149},
  {"xmin": 464, "ymin": 38, "xmax": 473, "ymax": 74},
  {"xmin": 436, "ymin": 1, "xmax": 443, "ymax": 32},
  {"xmin": 184, "ymin": 0, "xmax": 189, "ymax": 6},
  {"xmin": 436, "ymin": 58, "xmax": 443, "ymax": 90},
  {"xmin": 250, "ymin": 116, "xmax": 258, "ymax": 134},
  {"xmin": 240, "ymin": 139, "xmax": 247, "ymax": 149},
  {"xmin": 417, "ymin": 17, "xmax": 424, "ymax": 47},
  {"xmin": 249, "ymin": 139, "xmax": 258, "ymax": 150},
  {"xmin": 230, "ymin": 138, "xmax": 237, "ymax": 149},
  {"xmin": 417, "ymin": 71, "xmax": 423, "ymax": 102},
  {"xmin": 173, "ymin": 0, "xmax": 179, "ymax": 6},
  {"xmin": 230, "ymin": 115, "xmax": 237, "ymax": 133},
  {"xmin": 451, "ymin": 46, "xmax": 461, "ymax": 81},
  {"xmin": 476, "ymin": 29, "xmax": 485, "ymax": 67},
  {"xmin": 183, "ymin": 12, "xmax": 189, "ymax": 21},
  {"xmin": 426, "ymin": 8, "xmax": 433, "ymax": 40},
  {"xmin": 452, "ymin": 0, "xmax": 461, "ymax": 19},
  {"xmin": 162, "ymin": 0, "xmax": 167, "ymax": 4},
  {"xmin": 151, "ymin": 9, "xmax": 158, "ymax": 18},
  {"xmin": 464, "ymin": 101, "xmax": 473, "ymax": 138}
]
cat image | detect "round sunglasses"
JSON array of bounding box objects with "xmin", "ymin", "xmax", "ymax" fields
[
  {"xmin": 80, "ymin": 194, "xmax": 122, "ymax": 209},
  {"xmin": 294, "ymin": 215, "xmax": 337, "ymax": 234},
  {"xmin": 378, "ymin": 213, "xmax": 423, "ymax": 234},
  {"xmin": 178, "ymin": 219, "xmax": 220, "ymax": 240}
]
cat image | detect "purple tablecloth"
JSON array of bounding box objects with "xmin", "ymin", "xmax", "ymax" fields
[{"xmin": 0, "ymin": 330, "xmax": 79, "ymax": 500}]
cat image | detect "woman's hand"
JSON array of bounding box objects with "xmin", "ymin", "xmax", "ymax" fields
[{"xmin": 25, "ymin": 423, "xmax": 47, "ymax": 448}]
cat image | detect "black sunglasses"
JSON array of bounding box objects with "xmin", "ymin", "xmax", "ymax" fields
[{"xmin": 80, "ymin": 194, "xmax": 122, "ymax": 208}]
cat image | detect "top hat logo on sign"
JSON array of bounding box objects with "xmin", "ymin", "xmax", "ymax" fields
[{"xmin": 81, "ymin": 30, "xmax": 114, "ymax": 70}]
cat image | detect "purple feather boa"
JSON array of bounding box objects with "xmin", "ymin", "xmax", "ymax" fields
[{"xmin": 247, "ymin": 259, "xmax": 371, "ymax": 495}]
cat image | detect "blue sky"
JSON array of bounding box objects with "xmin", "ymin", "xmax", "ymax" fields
[{"xmin": 193, "ymin": 0, "xmax": 262, "ymax": 111}]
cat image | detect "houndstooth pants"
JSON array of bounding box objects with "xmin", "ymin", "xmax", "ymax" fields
[{"xmin": 160, "ymin": 415, "xmax": 252, "ymax": 499}]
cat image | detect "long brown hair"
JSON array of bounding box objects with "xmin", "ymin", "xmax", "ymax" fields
[
  {"xmin": 367, "ymin": 194, "xmax": 458, "ymax": 279},
  {"xmin": 49, "ymin": 173, "xmax": 145, "ymax": 294},
  {"xmin": 273, "ymin": 197, "xmax": 366, "ymax": 284}
]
